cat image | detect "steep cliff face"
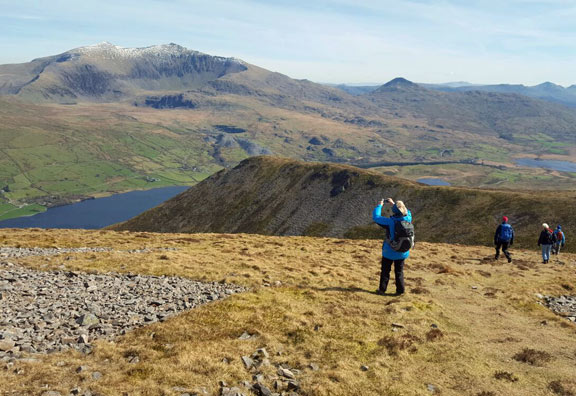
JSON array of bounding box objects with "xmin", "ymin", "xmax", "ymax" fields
[
  {"xmin": 112, "ymin": 156, "xmax": 576, "ymax": 252},
  {"xmin": 142, "ymin": 94, "xmax": 197, "ymax": 109}
]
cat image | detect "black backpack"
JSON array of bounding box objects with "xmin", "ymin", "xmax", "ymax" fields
[
  {"xmin": 545, "ymin": 230, "xmax": 556, "ymax": 244},
  {"xmin": 383, "ymin": 219, "xmax": 415, "ymax": 252}
]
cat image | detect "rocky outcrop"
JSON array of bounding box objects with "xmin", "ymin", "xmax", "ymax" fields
[
  {"xmin": 236, "ymin": 139, "xmax": 272, "ymax": 156},
  {"xmin": 143, "ymin": 94, "xmax": 197, "ymax": 109}
]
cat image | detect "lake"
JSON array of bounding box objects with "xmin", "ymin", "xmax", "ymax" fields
[
  {"xmin": 417, "ymin": 178, "xmax": 451, "ymax": 186},
  {"xmin": 0, "ymin": 186, "xmax": 189, "ymax": 229},
  {"xmin": 515, "ymin": 158, "xmax": 576, "ymax": 173}
]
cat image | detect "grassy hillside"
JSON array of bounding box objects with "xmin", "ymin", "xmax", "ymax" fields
[
  {"xmin": 114, "ymin": 157, "xmax": 576, "ymax": 253},
  {"xmin": 2, "ymin": 94, "xmax": 531, "ymax": 221},
  {"xmin": 0, "ymin": 228, "xmax": 575, "ymax": 395},
  {"xmin": 0, "ymin": 99, "xmax": 219, "ymax": 219}
]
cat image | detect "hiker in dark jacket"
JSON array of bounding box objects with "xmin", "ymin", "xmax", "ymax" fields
[
  {"xmin": 494, "ymin": 216, "xmax": 514, "ymax": 263},
  {"xmin": 538, "ymin": 223, "xmax": 556, "ymax": 264},
  {"xmin": 373, "ymin": 198, "xmax": 412, "ymax": 295},
  {"xmin": 552, "ymin": 225, "xmax": 566, "ymax": 255}
]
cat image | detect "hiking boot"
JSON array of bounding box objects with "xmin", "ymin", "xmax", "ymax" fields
[
  {"xmin": 507, "ymin": 257, "xmax": 512, "ymax": 263},
  {"xmin": 395, "ymin": 290, "xmax": 405, "ymax": 296},
  {"xmin": 376, "ymin": 289, "xmax": 386, "ymax": 296},
  {"xmin": 494, "ymin": 255, "xmax": 499, "ymax": 260}
]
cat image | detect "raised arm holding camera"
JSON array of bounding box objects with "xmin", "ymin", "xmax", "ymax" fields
[{"xmin": 372, "ymin": 198, "xmax": 414, "ymax": 296}]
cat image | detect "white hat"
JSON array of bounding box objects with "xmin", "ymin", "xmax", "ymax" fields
[{"xmin": 542, "ymin": 223, "xmax": 549, "ymax": 229}]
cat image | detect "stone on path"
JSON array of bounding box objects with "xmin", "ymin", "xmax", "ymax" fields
[
  {"xmin": 251, "ymin": 383, "xmax": 272, "ymax": 396},
  {"xmin": 238, "ymin": 332, "xmax": 253, "ymax": 340},
  {"xmin": 308, "ymin": 362, "xmax": 319, "ymax": 371},
  {"xmin": 277, "ymin": 367, "xmax": 295, "ymax": 379},
  {"xmin": 241, "ymin": 356, "xmax": 254, "ymax": 369},
  {"xmin": 76, "ymin": 313, "xmax": 99, "ymax": 327},
  {"xmin": 0, "ymin": 339, "xmax": 16, "ymax": 351}
]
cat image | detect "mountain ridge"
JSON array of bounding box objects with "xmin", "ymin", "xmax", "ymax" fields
[
  {"xmin": 112, "ymin": 156, "xmax": 576, "ymax": 253},
  {"xmin": 425, "ymin": 81, "xmax": 576, "ymax": 107}
]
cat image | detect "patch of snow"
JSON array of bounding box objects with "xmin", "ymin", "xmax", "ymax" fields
[{"xmin": 67, "ymin": 42, "xmax": 243, "ymax": 65}]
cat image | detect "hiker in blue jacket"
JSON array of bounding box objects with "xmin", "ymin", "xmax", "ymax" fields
[
  {"xmin": 552, "ymin": 225, "xmax": 566, "ymax": 255},
  {"xmin": 373, "ymin": 198, "xmax": 412, "ymax": 295},
  {"xmin": 494, "ymin": 216, "xmax": 514, "ymax": 263}
]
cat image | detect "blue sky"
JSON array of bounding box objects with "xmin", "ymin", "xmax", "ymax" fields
[{"xmin": 1, "ymin": 0, "xmax": 575, "ymax": 85}]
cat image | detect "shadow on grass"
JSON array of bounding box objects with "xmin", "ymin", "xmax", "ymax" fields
[{"xmin": 306, "ymin": 286, "xmax": 402, "ymax": 297}]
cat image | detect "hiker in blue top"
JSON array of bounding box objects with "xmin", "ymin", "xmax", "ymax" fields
[
  {"xmin": 552, "ymin": 225, "xmax": 566, "ymax": 256},
  {"xmin": 373, "ymin": 198, "xmax": 413, "ymax": 295},
  {"xmin": 494, "ymin": 216, "xmax": 514, "ymax": 263}
]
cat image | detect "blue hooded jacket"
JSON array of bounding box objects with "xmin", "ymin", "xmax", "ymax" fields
[
  {"xmin": 372, "ymin": 204, "xmax": 412, "ymax": 260},
  {"xmin": 554, "ymin": 225, "xmax": 566, "ymax": 245}
]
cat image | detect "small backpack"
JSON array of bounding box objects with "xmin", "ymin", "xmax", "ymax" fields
[
  {"xmin": 499, "ymin": 223, "xmax": 513, "ymax": 242},
  {"xmin": 556, "ymin": 230, "xmax": 564, "ymax": 242},
  {"xmin": 386, "ymin": 219, "xmax": 415, "ymax": 252}
]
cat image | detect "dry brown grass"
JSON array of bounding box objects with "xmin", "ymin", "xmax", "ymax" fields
[{"xmin": 0, "ymin": 229, "xmax": 575, "ymax": 395}]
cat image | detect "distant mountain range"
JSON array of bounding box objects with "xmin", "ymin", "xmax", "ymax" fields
[
  {"xmin": 366, "ymin": 78, "xmax": 576, "ymax": 142},
  {"xmin": 1, "ymin": 44, "xmax": 575, "ymax": 145},
  {"xmin": 334, "ymin": 80, "xmax": 576, "ymax": 107},
  {"xmin": 0, "ymin": 43, "xmax": 575, "ymax": 218}
]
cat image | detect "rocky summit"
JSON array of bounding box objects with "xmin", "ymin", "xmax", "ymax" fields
[{"xmin": 0, "ymin": 257, "xmax": 244, "ymax": 358}]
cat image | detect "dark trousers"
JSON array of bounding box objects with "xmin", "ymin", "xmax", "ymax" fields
[
  {"xmin": 379, "ymin": 257, "xmax": 405, "ymax": 294},
  {"xmin": 495, "ymin": 242, "xmax": 511, "ymax": 260}
]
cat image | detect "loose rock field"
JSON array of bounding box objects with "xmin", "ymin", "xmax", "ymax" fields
[
  {"xmin": 0, "ymin": 258, "xmax": 245, "ymax": 359},
  {"xmin": 0, "ymin": 246, "xmax": 170, "ymax": 259},
  {"xmin": 543, "ymin": 295, "xmax": 576, "ymax": 322}
]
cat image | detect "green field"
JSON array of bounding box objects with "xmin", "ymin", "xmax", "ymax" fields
[
  {"xmin": 0, "ymin": 102, "xmax": 229, "ymax": 219},
  {"xmin": 0, "ymin": 202, "xmax": 46, "ymax": 221}
]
